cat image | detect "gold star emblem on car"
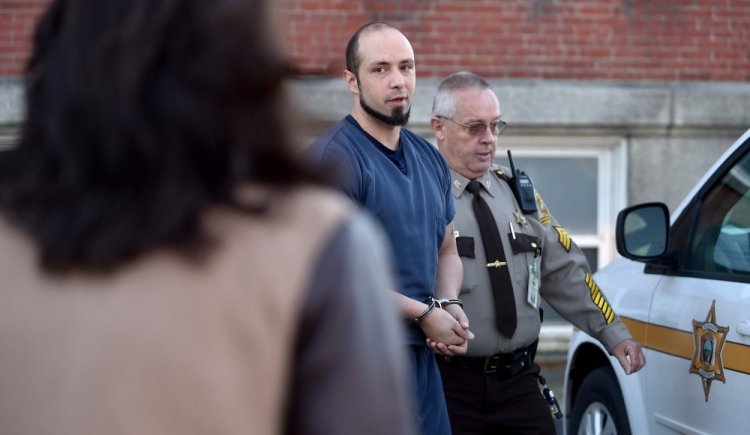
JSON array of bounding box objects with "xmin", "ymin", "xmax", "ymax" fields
[{"xmin": 689, "ymin": 300, "xmax": 729, "ymax": 402}]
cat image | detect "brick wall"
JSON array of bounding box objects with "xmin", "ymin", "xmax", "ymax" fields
[
  {"xmin": 2, "ymin": 0, "xmax": 749, "ymax": 81},
  {"xmin": 0, "ymin": 0, "xmax": 48, "ymax": 75},
  {"xmin": 281, "ymin": 0, "xmax": 750, "ymax": 81}
]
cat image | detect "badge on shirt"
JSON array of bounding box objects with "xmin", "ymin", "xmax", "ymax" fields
[{"xmin": 527, "ymin": 256, "xmax": 540, "ymax": 309}]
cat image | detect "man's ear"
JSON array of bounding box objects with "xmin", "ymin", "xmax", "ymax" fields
[
  {"xmin": 430, "ymin": 117, "xmax": 445, "ymax": 141},
  {"xmin": 344, "ymin": 70, "xmax": 359, "ymax": 94}
]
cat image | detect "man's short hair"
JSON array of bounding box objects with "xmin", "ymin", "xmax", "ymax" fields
[
  {"xmin": 432, "ymin": 71, "xmax": 492, "ymax": 118},
  {"xmin": 345, "ymin": 22, "xmax": 405, "ymax": 78}
]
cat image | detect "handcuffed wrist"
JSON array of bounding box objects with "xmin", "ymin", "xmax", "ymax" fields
[
  {"xmin": 435, "ymin": 298, "xmax": 463, "ymax": 309},
  {"xmin": 411, "ymin": 297, "xmax": 464, "ymax": 324},
  {"xmin": 412, "ymin": 297, "xmax": 438, "ymax": 324}
]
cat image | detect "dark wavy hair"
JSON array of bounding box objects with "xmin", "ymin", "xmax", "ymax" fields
[{"xmin": 0, "ymin": 0, "xmax": 326, "ymax": 273}]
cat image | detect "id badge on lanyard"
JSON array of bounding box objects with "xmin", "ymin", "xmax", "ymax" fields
[{"xmin": 527, "ymin": 256, "xmax": 540, "ymax": 309}]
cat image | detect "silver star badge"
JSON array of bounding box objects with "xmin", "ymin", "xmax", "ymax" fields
[{"xmin": 514, "ymin": 209, "xmax": 528, "ymax": 226}]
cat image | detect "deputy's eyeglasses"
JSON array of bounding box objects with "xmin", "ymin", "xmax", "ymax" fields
[{"xmin": 436, "ymin": 116, "xmax": 507, "ymax": 136}]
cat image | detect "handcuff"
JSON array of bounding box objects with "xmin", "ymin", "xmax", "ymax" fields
[{"xmin": 412, "ymin": 296, "xmax": 464, "ymax": 324}]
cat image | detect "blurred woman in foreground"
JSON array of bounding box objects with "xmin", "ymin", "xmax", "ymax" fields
[{"xmin": 0, "ymin": 1, "xmax": 416, "ymax": 434}]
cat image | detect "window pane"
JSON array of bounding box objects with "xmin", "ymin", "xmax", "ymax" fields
[
  {"xmin": 496, "ymin": 156, "xmax": 598, "ymax": 233},
  {"xmin": 685, "ymin": 150, "xmax": 750, "ymax": 275},
  {"xmin": 582, "ymin": 248, "xmax": 599, "ymax": 272}
]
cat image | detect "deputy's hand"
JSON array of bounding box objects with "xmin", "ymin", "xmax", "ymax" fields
[{"xmin": 612, "ymin": 339, "xmax": 645, "ymax": 374}]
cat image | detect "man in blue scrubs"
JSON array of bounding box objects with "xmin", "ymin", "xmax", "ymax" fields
[{"xmin": 309, "ymin": 22, "xmax": 473, "ymax": 435}]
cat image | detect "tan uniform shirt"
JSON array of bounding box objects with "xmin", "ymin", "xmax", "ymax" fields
[{"xmin": 450, "ymin": 167, "xmax": 631, "ymax": 357}]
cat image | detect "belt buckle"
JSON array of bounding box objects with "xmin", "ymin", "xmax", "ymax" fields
[{"xmin": 483, "ymin": 356, "xmax": 500, "ymax": 373}]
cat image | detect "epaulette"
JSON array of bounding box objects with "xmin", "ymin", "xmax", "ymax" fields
[{"xmin": 491, "ymin": 167, "xmax": 512, "ymax": 183}]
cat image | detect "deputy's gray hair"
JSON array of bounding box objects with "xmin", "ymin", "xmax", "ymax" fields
[{"xmin": 431, "ymin": 71, "xmax": 492, "ymax": 118}]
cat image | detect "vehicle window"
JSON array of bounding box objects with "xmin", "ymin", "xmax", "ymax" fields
[{"xmin": 685, "ymin": 150, "xmax": 750, "ymax": 275}]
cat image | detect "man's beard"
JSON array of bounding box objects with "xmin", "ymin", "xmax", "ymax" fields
[{"xmin": 359, "ymin": 94, "xmax": 411, "ymax": 127}]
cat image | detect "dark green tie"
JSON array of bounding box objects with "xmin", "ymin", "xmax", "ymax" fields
[{"xmin": 466, "ymin": 180, "xmax": 517, "ymax": 338}]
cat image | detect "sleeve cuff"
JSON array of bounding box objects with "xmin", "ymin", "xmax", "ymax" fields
[{"xmin": 598, "ymin": 320, "xmax": 632, "ymax": 353}]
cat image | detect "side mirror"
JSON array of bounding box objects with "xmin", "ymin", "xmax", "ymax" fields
[{"xmin": 615, "ymin": 202, "xmax": 670, "ymax": 261}]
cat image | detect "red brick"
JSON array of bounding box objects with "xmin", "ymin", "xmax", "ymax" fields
[
  {"xmin": 1, "ymin": 0, "xmax": 749, "ymax": 81},
  {"xmin": 0, "ymin": 1, "xmax": 48, "ymax": 10}
]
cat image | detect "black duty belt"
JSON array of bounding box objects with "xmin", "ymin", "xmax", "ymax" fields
[{"xmin": 440, "ymin": 340, "xmax": 538, "ymax": 379}]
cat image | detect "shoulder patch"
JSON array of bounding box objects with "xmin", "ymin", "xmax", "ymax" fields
[
  {"xmin": 585, "ymin": 273, "xmax": 616, "ymax": 325},
  {"xmin": 536, "ymin": 192, "xmax": 551, "ymax": 225},
  {"xmin": 554, "ymin": 226, "xmax": 571, "ymax": 252}
]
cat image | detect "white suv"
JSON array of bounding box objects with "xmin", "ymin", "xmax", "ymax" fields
[{"xmin": 564, "ymin": 128, "xmax": 750, "ymax": 435}]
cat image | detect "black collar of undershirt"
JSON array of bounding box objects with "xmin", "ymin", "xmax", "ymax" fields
[{"xmin": 345, "ymin": 115, "xmax": 408, "ymax": 175}]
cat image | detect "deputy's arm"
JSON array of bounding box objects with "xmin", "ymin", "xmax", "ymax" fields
[{"xmin": 535, "ymin": 194, "xmax": 644, "ymax": 374}]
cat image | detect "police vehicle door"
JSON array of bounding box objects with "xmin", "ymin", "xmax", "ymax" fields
[{"xmin": 645, "ymin": 145, "xmax": 750, "ymax": 433}]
